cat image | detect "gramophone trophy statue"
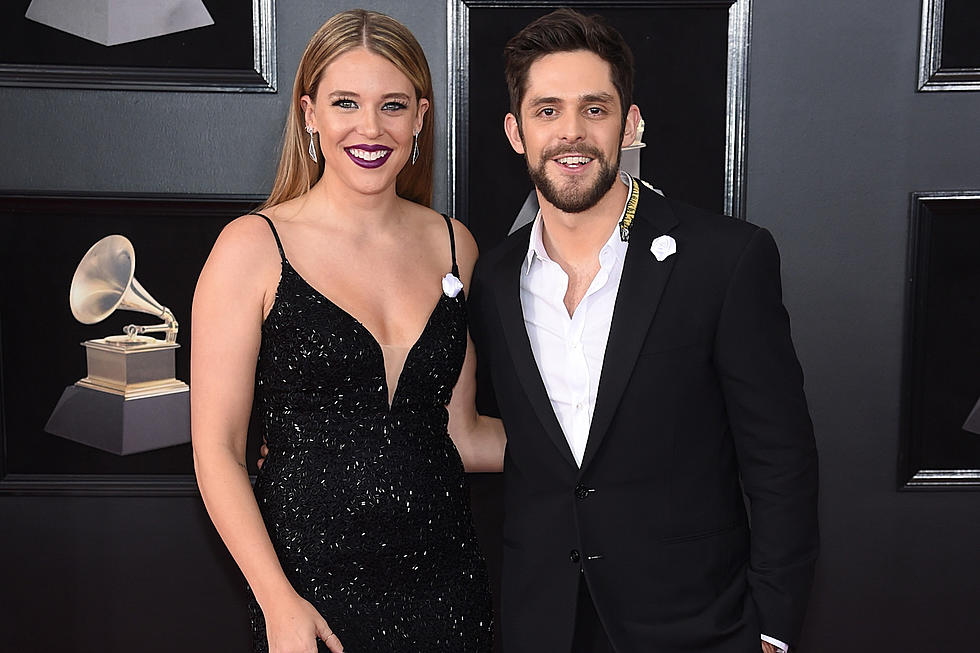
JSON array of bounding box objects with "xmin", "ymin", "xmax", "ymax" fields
[{"xmin": 45, "ymin": 235, "xmax": 190, "ymax": 455}]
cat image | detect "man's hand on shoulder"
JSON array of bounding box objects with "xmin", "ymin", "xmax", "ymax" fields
[{"xmin": 257, "ymin": 439, "xmax": 268, "ymax": 469}]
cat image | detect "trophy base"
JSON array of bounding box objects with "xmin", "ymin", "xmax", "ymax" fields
[
  {"xmin": 620, "ymin": 142, "xmax": 646, "ymax": 179},
  {"xmin": 26, "ymin": 0, "xmax": 215, "ymax": 47},
  {"xmin": 79, "ymin": 337, "xmax": 187, "ymax": 398},
  {"xmin": 963, "ymin": 396, "xmax": 980, "ymax": 435},
  {"xmin": 45, "ymin": 384, "xmax": 190, "ymax": 455}
]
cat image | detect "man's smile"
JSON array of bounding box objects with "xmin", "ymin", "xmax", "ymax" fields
[{"xmin": 553, "ymin": 155, "xmax": 594, "ymax": 170}]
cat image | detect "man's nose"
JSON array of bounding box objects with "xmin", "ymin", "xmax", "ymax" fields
[{"xmin": 557, "ymin": 113, "xmax": 586, "ymax": 143}]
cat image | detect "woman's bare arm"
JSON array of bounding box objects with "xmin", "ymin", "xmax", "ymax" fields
[
  {"xmin": 447, "ymin": 336, "xmax": 506, "ymax": 472},
  {"xmin": 191, "ymin": 215, "xmax": 341, "ymax": 653},
  {"xmin": 445, "ymin": 219, "xmax": 505, "ymax": 473}
]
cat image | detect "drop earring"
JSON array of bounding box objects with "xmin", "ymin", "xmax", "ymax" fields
[
  {"xmin": 305, "ymin": 125, "xmax": 317, "ymax": 163},
  {"xmin": 411, "ymin": 131, "xmax": 419, "ymax": 165}
]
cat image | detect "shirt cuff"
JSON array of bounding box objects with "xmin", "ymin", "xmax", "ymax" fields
[{"xmin": 761, "ymin": 634, "xmax": 790, "ymax": 652}]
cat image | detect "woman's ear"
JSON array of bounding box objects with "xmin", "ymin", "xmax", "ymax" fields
[
  {"xmin": 415, "ymin": 97, "xmax": 430, "ymax": 134},
  {"xmin": 301, "ymin": 95, "xmax": 316, "ymax": 131}
]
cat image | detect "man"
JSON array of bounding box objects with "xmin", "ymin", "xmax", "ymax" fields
[{"xmin": 468, "ymin": 9, "xmax": 818, "ymax": 653}]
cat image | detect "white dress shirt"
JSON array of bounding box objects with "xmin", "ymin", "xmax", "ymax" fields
[
  {"xmin": 520, "ymin": 173, "xmax": 632, "ymax": 466},
  {"xmin": 518, "ymin": 172, "xmax": 790, "ymax": 653}
]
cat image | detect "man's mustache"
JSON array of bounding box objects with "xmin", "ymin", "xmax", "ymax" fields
[{"xmin": 539, "ymin": 143, "xmax": 604, "ymax": 161}]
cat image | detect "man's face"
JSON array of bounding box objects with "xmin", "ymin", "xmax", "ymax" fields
[{"xmin": 504, "ymin": 50, "xmax": 636, "ymax": 214}]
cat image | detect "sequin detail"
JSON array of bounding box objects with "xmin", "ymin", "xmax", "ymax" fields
[{"xmin": 248, "ymin": 219, "xmax": 492, "ymax": 652}]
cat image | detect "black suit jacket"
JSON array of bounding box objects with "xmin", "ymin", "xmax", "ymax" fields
[{"xmin": 468, "ymin": 184, "xmax": 818, "ymax": 653}]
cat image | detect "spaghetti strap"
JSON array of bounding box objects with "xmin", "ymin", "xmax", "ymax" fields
[
  {"xmin": 251, "ymin": 212, "xmax": 286, "ymax": 263},
  {"xmin": 441, "ymin": 214, "xmax": 459, "ymax": 277}
]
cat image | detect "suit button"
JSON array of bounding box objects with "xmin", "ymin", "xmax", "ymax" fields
[
  {"xmin": 575, "ymin": 484, "xmax": 593, "ymax": 499},
  {"xmin": 569, "ymin": 549, "xmax": 580, "ymax": 563}
]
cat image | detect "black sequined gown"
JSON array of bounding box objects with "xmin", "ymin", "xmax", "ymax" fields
[{"xmin": 248, "ymin": 214, "xmax": 492, "ymax": 652}]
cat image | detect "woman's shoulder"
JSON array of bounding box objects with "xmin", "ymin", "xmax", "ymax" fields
[
  {"xmin": 194, "ymin": 212, "xmax": 283, "ymax": 312},
  {"xmin": 205, "ymin": 213, "xmax": 283, "ymax": 278},
  {"xmin": 421, "ymin": 208, "xmax": 478, "ymax": 281},
  {"xmin": 405, "ymin": 203, "xmax": 478, "ymax": 259},
  {"xmin": 447, "ymin": 215, "xmax": 478, "ymax": 266},
  {"xmin": 217, "ymin": 213, "xmax": 279, "ymax": 252}
]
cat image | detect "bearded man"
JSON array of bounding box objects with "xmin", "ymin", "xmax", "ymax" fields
[{"xmin": 468, "ymin": 9, "xmax": 819, "ymax": 653}]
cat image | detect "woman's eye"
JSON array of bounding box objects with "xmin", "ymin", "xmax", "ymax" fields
[
  {"xmin": 333, "ymin": 99, "xmax": 357, "ymax": 109},
  {"xmin": 382, "ymin": 102, "xmax": 408, "ymax": 111}
]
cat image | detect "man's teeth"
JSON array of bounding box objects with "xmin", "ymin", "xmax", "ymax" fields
[
  {"xmin": 556, "ymin": 156, "xmax": 592, "ymax": 166},
  {"xmin": 349, "ymin": 148, "xmax": 390, "ymax": 161}
]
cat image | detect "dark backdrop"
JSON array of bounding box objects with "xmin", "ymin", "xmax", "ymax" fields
[
  {"xmin": 0, "ymin": 0, "xmax": 252, "ymax": 69},
  {"xmin": 0, "ymin": 195, "xmax": 263, "ymax": 479},
  {"xmin": 903, "ymin": 197, "xmax": 980, "ymax": 477},
  {"xmin": 939, "ymin": 0, "xmax": 980, "ymax": 69}
]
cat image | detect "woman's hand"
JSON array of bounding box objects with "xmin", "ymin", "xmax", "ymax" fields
[{"xmin": 265, "ymin": 592, "xmax": 344, "ymax": 653}]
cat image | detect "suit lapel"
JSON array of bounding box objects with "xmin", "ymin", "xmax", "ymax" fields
[
  {"xmin": 492, "ymin": 227, "xmax": 578, "ymax": 468},
  {"xmin": 579, "ymin": 188, "xmax": 680, "ymax": 473}
]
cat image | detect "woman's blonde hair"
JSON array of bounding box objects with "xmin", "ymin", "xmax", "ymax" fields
[{"xmin": 262, "ymin": 10, "xmax": 434, "ymax": 209}]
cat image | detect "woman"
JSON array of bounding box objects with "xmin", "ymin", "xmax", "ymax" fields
[{"xmin": 192, "ymin": 10, "xmax": 503, "ymax": 653}]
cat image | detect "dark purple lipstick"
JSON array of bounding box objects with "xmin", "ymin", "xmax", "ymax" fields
[{"xmin": 344, "ymin": 144, "xmax": 393, "ymax": 169}]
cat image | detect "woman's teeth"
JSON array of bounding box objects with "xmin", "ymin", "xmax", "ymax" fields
[{"xmin": 348, "ymin": 148, "xmax": 390, "ymax": 161}]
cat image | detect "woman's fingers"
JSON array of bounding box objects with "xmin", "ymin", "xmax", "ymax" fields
[
  {"xmin": 317, "ymin": 618, "xmax": 344, "ymax": 653},
  {"xmin": 265, "ymin": 595, "xmax": 338, "ymax": 653}
]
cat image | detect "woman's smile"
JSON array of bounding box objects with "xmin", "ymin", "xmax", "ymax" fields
[{"xmin": 345, "ymin": 144, "xmax": 393, "ymax": 168}]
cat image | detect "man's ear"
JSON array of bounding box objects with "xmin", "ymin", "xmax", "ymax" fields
[
  {"xmin": 621, "ymin": 104, "xmax": 641, "ymax": 148},
  {"xmin": 504, "ymin": 113, "xmax": 526, "ymax": 155}
]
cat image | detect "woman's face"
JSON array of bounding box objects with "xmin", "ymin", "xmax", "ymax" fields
[{"xmin": 302, "ymin": 48, "xmax": 428, "ymax": 197}]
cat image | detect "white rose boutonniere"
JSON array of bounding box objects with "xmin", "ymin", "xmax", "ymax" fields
[
  {"xmin": 442, "ymin": 273, "xmax": 463, "ymax": 298},
  {"xmin": 650, "ymin": 235, "xmax": 677, "ymax": 262}
]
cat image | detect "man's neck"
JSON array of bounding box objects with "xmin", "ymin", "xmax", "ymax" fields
[{"xmin": 537, "ymin": 177, "xmax": 628, "ymax": 269}]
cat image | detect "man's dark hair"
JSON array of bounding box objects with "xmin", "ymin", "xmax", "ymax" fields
[{"xmin": 503, "ymin": 8, "xmax": 634, "ymax": 126}]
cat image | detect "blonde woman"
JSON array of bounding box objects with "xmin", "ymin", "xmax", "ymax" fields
[{"xmin": 191, "ymin": 10, "xmax": 500, "ymax": 653}]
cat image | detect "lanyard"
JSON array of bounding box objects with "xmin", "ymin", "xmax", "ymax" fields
[{"xmin": 618, "ymin": 175, "xmax": 640, "ymax": 242}]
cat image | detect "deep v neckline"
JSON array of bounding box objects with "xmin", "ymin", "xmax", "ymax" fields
[{"xmin": 283, "ymin": 259, "xmax": 452, "ymax": 410}]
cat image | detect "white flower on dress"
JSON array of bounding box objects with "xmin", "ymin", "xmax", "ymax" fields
[
  {"xmin": 650, "ymin": 235, "xmax": 677, "ymax": 261},
  {"xmin": 442, "ymin": 273, "xmax": 463, "ymax": 298}
]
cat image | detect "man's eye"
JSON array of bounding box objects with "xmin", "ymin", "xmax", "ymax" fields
[
  {"xmin": 587, "ymin": 107, "xmax": 603, "ymax": 116},
  {"xmin": 540, "ymin": 108, "xmax": 556, "ymax": 117}
]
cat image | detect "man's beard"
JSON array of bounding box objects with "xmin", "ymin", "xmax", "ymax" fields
[{"xmin": 526, "ymin": 143, "xmax": 621, "ymax": 213}]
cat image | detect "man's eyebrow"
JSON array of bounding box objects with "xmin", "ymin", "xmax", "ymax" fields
[
  {"xmin": 525, "ymin": 92, "xmax": 616, "ymax": 107},
  {"xmin": 581, "ymin": 92, "xmax": 616, "ymax": 104},
  {"xmin": 526, "ymin": 96, "xmax": 562, "ymax": 107}
]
